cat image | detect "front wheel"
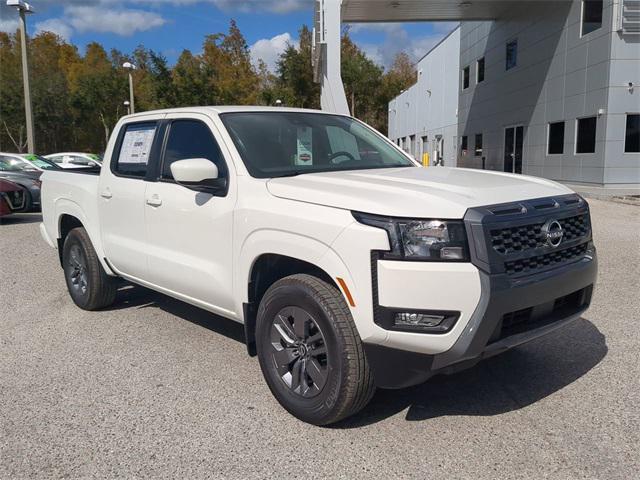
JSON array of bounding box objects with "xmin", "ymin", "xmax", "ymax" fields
[
  {"xmin": 256, "ymin": 274, "xmax": 375, "ymax": 425},
  {"xmin": 62, "ymin": 227, "xmax": 117, "ymax": 310}
]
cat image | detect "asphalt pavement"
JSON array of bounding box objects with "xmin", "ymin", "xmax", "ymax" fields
[{"xmin": 1, "ymin": 198, "xmax": 638, "ymax": 479}]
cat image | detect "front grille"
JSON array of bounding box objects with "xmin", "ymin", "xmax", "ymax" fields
[
  {"xmin": 504, "ymin": 243, "xmax": 589, "ymax": 275},
  {"xmin": 490, "ymin": 214, "xmax": 589, "ymax": 255},
  {"xmin": 1, "ymin": 190, "xmax": 25, "ymax": 210},
  {"xmin": 465, "ymin": 195, "xmax": 593, "ymax": 276}
]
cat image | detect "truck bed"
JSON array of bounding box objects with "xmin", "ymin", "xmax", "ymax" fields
[{"xmin": 40, "ymin": 169, "xmax": 102, "ymax": 252}]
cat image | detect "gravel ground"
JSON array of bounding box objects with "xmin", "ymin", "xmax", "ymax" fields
[{"xmin": 1, "ymin": 198, "xmax": 638, "ymax": 479}]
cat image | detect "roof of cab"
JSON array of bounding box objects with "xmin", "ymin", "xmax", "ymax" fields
[{"xmin": 122, "ymin": 105, "xmax": 340, "ymax": 120}]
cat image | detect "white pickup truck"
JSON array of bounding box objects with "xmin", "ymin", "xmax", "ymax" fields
[{"xmin": 41, "ymin": 107, "xmax": 597, "ymax": 425}]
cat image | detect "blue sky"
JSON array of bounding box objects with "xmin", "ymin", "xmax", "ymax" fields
[{"xmin": 0, "ymin": 0, "xmax": 456, "ymax": 70}]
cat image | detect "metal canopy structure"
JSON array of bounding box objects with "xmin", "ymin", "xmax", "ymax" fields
[
  {"xmin": 313, "ymin": 0, "xmax": 568, "ymax": 114},
  {"xmin": 341, "ymin": 0, "xmax": 518, "ymax": 23}
]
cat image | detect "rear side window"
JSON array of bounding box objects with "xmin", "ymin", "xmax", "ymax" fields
[
  {"xmin": 161, "ymin": 120, "xmax": 226, "ymax": 180},
  {"xmin": 114, "ymin": 122, "xmax": 157, "ymax": 178}
]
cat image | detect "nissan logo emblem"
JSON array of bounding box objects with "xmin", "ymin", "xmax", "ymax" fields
[{"xmin": 542, "ymin": 219, "xmax": 564, "ymax": 248}]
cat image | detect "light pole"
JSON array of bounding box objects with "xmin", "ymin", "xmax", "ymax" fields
[
  {"xmin": 7, "ymin": 0, "xmax": 35, "ymax": 153},
  {"xmin": 122, "ymin": 62, "xmax": 136, "ymax": 114}
]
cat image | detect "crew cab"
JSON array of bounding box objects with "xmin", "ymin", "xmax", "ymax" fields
[{"xmin": 40, "ymin": 107, "xmax": 597, "ymax": 425}]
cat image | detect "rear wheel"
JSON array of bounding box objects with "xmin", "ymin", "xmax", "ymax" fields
[
  {"xmin": 62, "ymin": 227, "xmax": 117, "ymax": 310},
  {"xmin": 256, "ymin": 274, "xmax": 375, "ymax": 425}
]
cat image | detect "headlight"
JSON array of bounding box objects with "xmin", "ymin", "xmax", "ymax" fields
[{"xmin": 352, "ymin": 212, "xmax": 469, "ymax": 261}]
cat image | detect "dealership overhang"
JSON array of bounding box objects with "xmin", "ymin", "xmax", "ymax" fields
[{"xmin": 313, "ymin": 0, "xmax": 570, "ymax": 114}]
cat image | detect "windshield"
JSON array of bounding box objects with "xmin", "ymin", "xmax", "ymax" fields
[
  {"xmin": 23, "ymin": 154, "xmax": 59, "ymax": 170},
  {"xmin": 0, "ymin": 156, "xmax": 37, "ymax": 172},
  {"xmin": 220, "ymin": 112, "xmax": 415, "ymax": 178}
]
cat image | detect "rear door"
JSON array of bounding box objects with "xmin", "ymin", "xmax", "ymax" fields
[
  {"xmin": 98, "ymin": 116, "xmax": 165, "ymax": 279},
  {"xmin": 143, "ymin": 113, "xmax": 236, "ymax": 315}
]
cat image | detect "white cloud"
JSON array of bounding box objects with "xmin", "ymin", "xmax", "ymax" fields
[
  {"xmin": 250, "ymin": 32, "xmax": 297, "ymax": 72},
  {"xmin": 348, "ymin": 22, "xmax": 457, "ymax": 68},
  {"xmin": 0, "ymin": 18, "xmax": 19, "ymax": 33},
  {"xmin": 67, "ymin": 6, "xmax": 167, "ymax": 36},
  {"xmin": 208, "ymin": 0, "xmax": 311, "ymax": 14},
  {"xmin": 31, "ymin": 5, "xmax": 167, "ymax": 40},
  {"xmin": 124, "ymin": 0, "xmax": 312, "ymax": 13},
  {"xmin": 35, "ymin": 19, "xmax": 74, "ymax": 41}
]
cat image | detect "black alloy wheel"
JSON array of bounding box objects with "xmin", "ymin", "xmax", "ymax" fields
[{"xmin": 269, "ymin": 306, "xmax": 329, "ymax": 398}]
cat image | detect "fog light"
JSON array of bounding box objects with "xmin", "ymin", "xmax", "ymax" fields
[
  {"xmin": 440, "ymin": 246, "xmax": 464, "ymax": 260},
  {"xmin": 395, "ymin": 312, "xmax": 445, "ymax": 328}
]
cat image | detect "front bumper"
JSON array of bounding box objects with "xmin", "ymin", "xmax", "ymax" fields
[{"xmin": 364, "ymin": 251, "xmax": 597, "ymax": 388}]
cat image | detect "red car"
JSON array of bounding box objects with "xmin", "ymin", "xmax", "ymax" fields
[{"xmin": 0, "ymin": 178, "xmax": 27, "ymax": 217}]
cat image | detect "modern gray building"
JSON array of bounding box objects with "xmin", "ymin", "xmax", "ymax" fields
[
  {"xmin": 388, "ymin": 0, "xmax": 640, "ymax": 188},
  {"xmin": 388, "ymin": 27, "xmax": 461, "ymax": 167}
]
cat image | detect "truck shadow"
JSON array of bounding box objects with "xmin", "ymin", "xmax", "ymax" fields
[
  {"xmin": 109, "ymin": 283, "xmax": 246, "ymax": 344},
  {"xmin": 106, "ymin": 284, "xmax": 606, "ymax": 428},
  {"xmin": 337, "ymin": 318, "xmax": 607, "ymax": 428}
]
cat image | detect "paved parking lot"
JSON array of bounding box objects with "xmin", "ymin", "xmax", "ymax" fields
[{"xmin": 1, "ymin": 198, "xmax": 638, "ymax": 479}]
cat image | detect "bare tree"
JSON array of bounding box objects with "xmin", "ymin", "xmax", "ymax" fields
[{"xmin": 2, "ymin": 121, "xmax": 28, "ymax": 153}]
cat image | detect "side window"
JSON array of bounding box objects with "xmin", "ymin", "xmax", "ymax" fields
[
  {"xmin": 582, "ymin": 0, "xmax": 603, "ymax": 36},
  {"xmin": 506, "ymin": 39, "xmax": 518, "ymax": 70},
  {"xmin": 114, "ymin": 122, "xmax": 157, "ymax": 178},
  {"xmin": 162, "ymin": 120, "xmax": 226, "ymax": 179},
  {"xmin": 50, "ymin": 156, "xmax": 63, "ymax": 164},
  {"xmin": 462, "ymin": 66, "xmax": 470, "ymax": 89}
]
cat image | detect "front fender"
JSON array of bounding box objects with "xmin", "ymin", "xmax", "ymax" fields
[
  {"xmin": 235, "ymin": 228, "xmax": 352, "ymax": 302},
  {"xmin": 235, "ymin": 228, "xmax": 387, "ymax": 345}
]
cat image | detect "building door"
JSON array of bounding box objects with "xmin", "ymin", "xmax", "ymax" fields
[{"xmin": 504, "ymin": 126, "xmax": 524, "ymax": 174}]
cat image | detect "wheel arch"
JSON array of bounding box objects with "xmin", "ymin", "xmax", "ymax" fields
[
  {"xmin": 238, "ymin": 231, "xmax": 357, "ymax": 357},
  {"xmin": 54, "ymin": 199, "xmax": 114, "ymax": 275}
]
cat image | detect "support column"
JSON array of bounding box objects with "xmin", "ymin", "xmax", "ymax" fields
[{"xmin": 318, "ymin": 0, "xmax": 349, "ymax": 115}]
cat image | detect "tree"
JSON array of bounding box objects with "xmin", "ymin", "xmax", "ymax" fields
[
  {"xmin": 201, "ymin": 20, "xmax": 260, "ymax": 105},
  {"xmin": 172, "ymin": 49, "xmax": 210, "ymax": 107},
  {"xmin": 68, "ymin": 43, "xmax": 127, "ymax": 151},
  {"xmin": 0, "ymin": 31, "xmax": 24, "ymax": 152},
  {"xmin": 275, "ymin": 25, "xmax": 319, "ymax": 109},
  {"xmin": 341, "ymin": 30, "xmax": 384, "ymax": 129}
]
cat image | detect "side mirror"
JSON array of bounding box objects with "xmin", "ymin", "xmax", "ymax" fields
[{"xmin": 170, "ymin": 158, "xmax": 226, "ymax": 194}]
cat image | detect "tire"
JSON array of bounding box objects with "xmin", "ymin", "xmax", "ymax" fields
[
  {"xmin": 62, "ymin": 227, "xmax": 117, "ymax": 311},
  {"xmin": 256, "ymin": 274, "xmax": 375, "ymax": 425},
  {"xmin": 22, "ymin": 189, "xmax": 32, "ymax": 212}
]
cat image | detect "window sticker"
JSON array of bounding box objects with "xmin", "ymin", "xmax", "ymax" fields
[
  {"xmin": 119, "ymin": 125, "xmax": 156, "ymax": 164},
  {"xmin": 296, "ymin": 126, "xmax": 313, "ymax": 165}
]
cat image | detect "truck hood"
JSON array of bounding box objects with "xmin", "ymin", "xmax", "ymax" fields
[{"xmin": 266, "ymin": 167, "xmax": 573, "ymax": 218}]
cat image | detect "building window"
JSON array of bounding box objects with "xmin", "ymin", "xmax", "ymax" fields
[
  {"xmin": 477, "ymin": 57, "xmax": 485, "ymax": 83},
  {"xmin": 475, "ymin": 134, "xmax": 483, "ymax": 156},
  {"xmin": 462, "ymin": 66, "xmax": 470, "ymax": 89},
  {"xmin": 576, "ymin": 116, "xmax": 597, "ymax": 154},
  {"xmin": 625, "ymin": 114, "xmax": 640, "ymax": 153},
  {"xmin": 461, "ymin": 135, "xmax": 468, "ymax": 154},
  {"xmin": 582, "ymin": 0, "xmax": 603, "ymax": 36},
  {"xmin": 548, "ymin": 121, "xmax": 565, "ymax": 155},
  {"xmin": 506, "ymin": 39, "xmax": 518, "ymax": 70}
]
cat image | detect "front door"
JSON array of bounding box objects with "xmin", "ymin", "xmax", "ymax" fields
[
  {"xmin": 143, "ymin": 114, "xmax": 236, "ymax": 316},
  {"xmin": 504, "ymin": 126, "xmax": 524, "ymax": 174}
]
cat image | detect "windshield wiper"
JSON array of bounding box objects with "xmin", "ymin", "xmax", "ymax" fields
[{"xmin": 272, "ymin": 170, "xmax": 307, "ymax": 178}]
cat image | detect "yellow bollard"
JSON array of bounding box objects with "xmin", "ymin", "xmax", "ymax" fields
[{"xmin": 422, "ymin": 152, "xmax": 429, "ymax": 167}]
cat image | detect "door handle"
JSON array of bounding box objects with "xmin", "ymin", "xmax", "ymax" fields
[
  {"xmin": 100, "ymin": 188, "xmax": 112, "ymax": 199},
  {"xmin": 146, "ymin": 194, "xmax": 162, "ymax": 207}
]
